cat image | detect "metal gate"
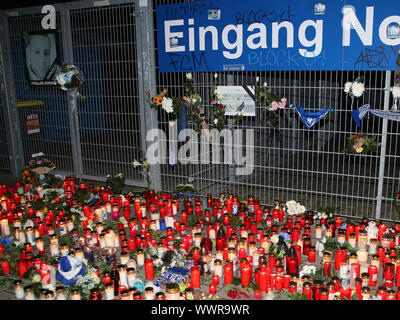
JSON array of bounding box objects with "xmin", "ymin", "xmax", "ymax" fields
[
  {"xmin": 153, "ymin": 0, "xmax": 400, "ymax": 221},
  {"xmin": 0, "ymin": 97, "xmax": 11, "ymax": 171},
  {"xmin": 1, "ymin": 0, "xmax": 157, "ymax": 187}
]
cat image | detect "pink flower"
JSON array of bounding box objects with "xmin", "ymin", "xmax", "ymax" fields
[
  {"xmin": 36, "ymin": 160, "xmax": 43, "ymax": 165},
  {"xmin": 211, "ymin": 99, "xmax": 217, "ymax": 105},
  {"xmin": 278, "ymin": 98, "xmax": 287, "ymax": 109},
  {"xmin": 271, "ymin": 101, "xmax": 279, "ymax": 110}
]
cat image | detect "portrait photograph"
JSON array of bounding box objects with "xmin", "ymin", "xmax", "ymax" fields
[{"xmin": 24, "ymin": 31, "xmax": 59, "ymax": 85}]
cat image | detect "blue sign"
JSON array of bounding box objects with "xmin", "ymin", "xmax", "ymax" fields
[{"xmin": 156, "ymin": 0, "xmax": 400, "ymax": 72}]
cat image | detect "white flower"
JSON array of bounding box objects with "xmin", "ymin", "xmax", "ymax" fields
[
  {"xmin": 32, "ymin": 274, "xmax": 41, "ymax": 283},
  {"xmin": 391, "ymin": 86, "xmax": 400, "ymax": 99},
  {"xmin": 186, "ymin": 72, "xmax": 192, "ymax": 80},
  {"xmin": 132, "ymin": 160, "xmax": 141, "ymax": 168},
  {"xmin": 256, "ymin": 76, "xmax": 259, "ymax": 82},
  {"xmin": 351, "ymin": 81, "xmax": 365, "ymax": 97},
  {"xmin": 214, "ymin": 119, "xmax": 218, "ymax": 124},
  {"xmin": 162, "ymin": 97, "xmax": 174, "ymax": 113},
  {"xmin": 270, "ymin": 234, "xmax": 279, "ymax": 245},
  {"xmin": 214, "ymin": 73, "xmax": 218, "ymax": 79},
  {"xmin": 217, "ymin": 94, "xmax": 224, "ymax": 100},
  {"xmin": 263, "ymin": 82, "xmax": 268, "ymax": 87},
  {"xmin": 344, "ymin": 82, "xmax": 352, "ymax": 94}
]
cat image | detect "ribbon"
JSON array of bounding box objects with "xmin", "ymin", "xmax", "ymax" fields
[
  {"xmin": 289, "ymin": 104, "xmax": 334, "ymax": 129},
  {"xmin": 351, "ymin": 104, "xmax": 400, "ymax": 127}
]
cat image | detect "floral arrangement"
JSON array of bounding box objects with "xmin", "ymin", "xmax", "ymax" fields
[
  {"xmin": 184, "ymin": 72, "xmax": 243, "ymax": 133},
  {"xmin": 72, "ymin": 267, "xmax": 101, "ymax": 299},
  {"xmin": 176, "ymin": 183, "xmax": 197, "ymax": 195},
  {"xmin": 253, "ymin": 77, "xmax": 287, "ymax": 128},
  {"xmin": 55, "ymin": 64, "xmax": 85, "ymax": 100},
  {"xmin": 344, "ymin": 133, "xmax": 380, "ymax": 154},
  {"xmin": 21, "ymin": 169, "xmax": 36, "ymax": 184},
  {"xmin": 285, "ymin": 200, "xmax": 306, "ymax": 216},
  {"xmin": 105, "ymin": 173, "xmax": 125, "ymax": 194},
  {"xmin": 146, "ymin": 88, "xmax": 183, "ymax": 119},
  {"xmin": 269, "ymin": 234, "xmax": 289, "ymax": 258},
  {"xmin": 344, "ymin": 75, "xmax": 365, "ymax": 108},
  {"xmin": 27, "ymin": 153, "xmax": 55, "ymax": 170},
  {"xmin": 132, "ymin": 152, "xmax": 151, "ymax": 189}
]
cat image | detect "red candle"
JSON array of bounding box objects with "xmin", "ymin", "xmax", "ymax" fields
[
  {"xmin": 269, "ymin": 273, "xmax": 276, "ymax": 288},
  {"xmin": 334, "ymin": 249, "xmax": 343, "ymax": 271},
  {"xmin": 17, "ymin": 259, "xmax": 28, "ymax": 279},
  {"xmin": 275, "ymin": 276, "xmax": 283, "ymax": 291},
  {"xmin": 258, "ymin": 269, "xmax": 268, "ymax": 292},
  {"xmin": 269, "ymin": 254, "xmax": 276, "ymax": 271},
  {"xmin": 209, "ymin": 283, "xmax": 217, "ymax": 295},
  {"xmin": 191, "ymin": 265, "xmax": 201, "ymax": 288},
  {"xmin": 308, "ymin": 246, "xmax": 316, "ymax": 263},
  {"xmin": 224, "ymin": 261, "xmax": 233, "ymax": 285},
  {"xmin": 240, "ymin": 260, "xmax": 252, "ymax": 287},
  {"xmin": 1, "ymin": 261, "xmax": 10, "ymax": 276},
  {"xmin": 383, "ymin": 262, "xmax": 395, "ymax": 281},
  {"xmin": 181, "ymin": 212, "xmax": 188, "ymax": 224},
  {"xmin": 368, "ymin": 265, "xmax": 378, "ymax": 287},
  {"xmin": 212, "ymin": 275, "xmax": 219, "ymax": 286},
  {"xmin": 144, "ymin": 259, "xmax": 154, "ymax": 280},
  {"xmin": 324, "ymin": 261, "xmax": 332, "ymax": 276}
]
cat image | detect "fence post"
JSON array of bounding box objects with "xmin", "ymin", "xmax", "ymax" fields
[
  {"xmin": 135, "ymin": 0, "xmax": 162, "ymax": 192},
  {"xmin": 0, "ymin": 10, "xmax": 25, "ymax": 178},
  {"xmin": 375, "ymin": 70, "xmax": 392, "ymax": 220},
  {"xmin": 60, "ymin": 5, "xmax": 84, "ymax": 179}
]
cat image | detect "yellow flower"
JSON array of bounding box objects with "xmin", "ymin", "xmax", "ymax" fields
[
  {"xmin": 356, "ymin": 147, "xmax": 363, "ymax": 153},
  {"xmin": 143, "ymin": 160, "xmax": 150, "ymax": 167}
]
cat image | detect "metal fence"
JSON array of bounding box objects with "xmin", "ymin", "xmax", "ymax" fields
[
  {"xmin": 0, "ymin": 98, "xmax": 11, "ymax": 171},
  {"xmin": 153, "ymin": 0, "xmax": 400, "ymax": 221},
  {"xmin": 0, "ymin": 0, "xmax": 399, "ymax": 221},
  {"xmin": 7, "ymin": 12, "xmax": 74, "ymax": 173}
]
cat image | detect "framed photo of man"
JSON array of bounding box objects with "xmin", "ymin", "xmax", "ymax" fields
[{"xmin": 24, "ymin": 31, "xmax": 60, "ymax": 85}]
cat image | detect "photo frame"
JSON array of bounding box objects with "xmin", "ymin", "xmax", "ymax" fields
[
  {"xmin": 23, "ymin": 31, "xmax": 60, "ymax": 85},
  {"xmin": 218, "ymin": 86, "xmax": 256, "ymax": 116}
]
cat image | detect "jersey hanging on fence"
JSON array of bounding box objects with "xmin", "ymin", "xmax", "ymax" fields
[{"xmin": 156, "ymin": 0, "xmax": 400, "ymax": 72}]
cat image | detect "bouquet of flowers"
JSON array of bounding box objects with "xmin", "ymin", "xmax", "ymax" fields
[
  {"xmin": 344, "ymin": 75, "xmax": 365, "ymax": 107},
  {"xmin": 344, "ymin": 133, "xmax": 380, "ymax": 154},
  {"xmin": 176, "ymin": 183, "xmax": 196, "ymax": 196},
  {"xmin": 285, "ymin": 200, "xmax": 306, "ymax": 216},
  {"xmin": 55, "ymin": 64, "xmax": 85, "ymax": 99},
  {"xmin": 254, "ymin": 77, "xmax": 287, "ymax": 128},
  {"xmin": 105, "ymin": 173, "xmax": 125, "ymax": 194},
  {"xmin": 146, "ymin": 88, "xmax": 183, "ymax": 120},
  {"xmin": 132, "ymin": 152, "xmax": 151, "ymax": 189},
  {"xmin": 27, "ymin": 153, "xmax": 55, "ymax": 176}
]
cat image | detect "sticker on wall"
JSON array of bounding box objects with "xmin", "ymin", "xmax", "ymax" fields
[
  {"xmin": 387, "ymin": 24, "xmax": 400, "ymax": 39},
  {"xmin": 314, "ymin": 2, "xmax": 326, "ymax": 15},
  {"xmin": 208, "ymin": 9, "xmax": 221, "ymax": 20},
  {"xmin": 26, "ymin": 114, "xmax": 40, "ymax": 134}
]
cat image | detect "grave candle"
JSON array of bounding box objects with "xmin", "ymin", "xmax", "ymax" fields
[
  {"xmin": 224, "ymin": 260, "xmax": 233, "ymax": 285},
  {"xmin": 191, "ymin": 265, "xmax": 201, "ymax": 288}
]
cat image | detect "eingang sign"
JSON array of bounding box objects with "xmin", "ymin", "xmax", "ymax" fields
[{"xmin": 156, "ymin": 0, "xmax": 400, "ymax": 72}]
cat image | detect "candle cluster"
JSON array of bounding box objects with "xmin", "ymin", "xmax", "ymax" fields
[{"xmin": 0, "ymin": 178, "xmax": 400, "ymax": 300}]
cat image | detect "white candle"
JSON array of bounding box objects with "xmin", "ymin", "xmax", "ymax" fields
[
  {"xmin": 95, "ymin": 209, "xmax": 103, "ymax": 223},
  {"xmin": 127, "ymin": 268, "xmax": 137, "ymax": 288},
  {"xmin": 114, "ymin": 235, "xmax": 120, "ymax": 248},
  {"xmin": 118, "ymin": 266, "xmax": 128, "ymax": 287},
  {"xmin": 136, "ymin": 250, "xmax": 144, "ymax": 266},
  {"xmin": 50, "ymin": 243, "xmax": 60, "ymax": 257},
  {"xmin": 209, "ymin": 229, "xmax": 216, "ymax": 240},
  {"xmin": 104, "ymin": 232, "xmax": 115, "ymax": 247},
  {"xmin": 105, "ymin": 284, "xmax": 114, "ymax": 300},
  {"xmin": 15, "ymin": 281, "xmax": 24, "ymax": 299},
  {"xmin": 357, "ymin": 249, "xmax": 368, "ymax": 264},
  {"xmin": 18, "ymin": 230, "xmax": 26, "ymax": 244},
  {"xmin": 165, "ymin": 216, "xmax": 174, "ymax": 229},
  {"xmin": 1, "ymin": 219, "xmax": 10, "ymax": 237}
]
